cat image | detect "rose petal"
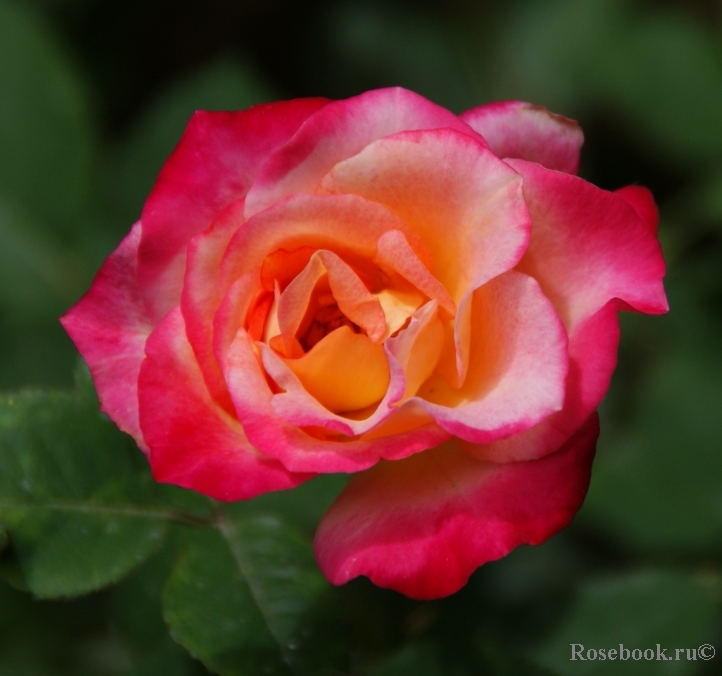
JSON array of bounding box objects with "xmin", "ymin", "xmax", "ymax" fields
[
  {"xmin": 259, "ymin": 336, "xmax": 405, "ymax": 438},
  {"xmin": 314, "ymin": 413, "xmax": 599, "ymax": 600},
  {"xmin": 218, "ymin": 193, "xmax": 418, "ymax": 294},
  {"xmin": 225, "ymin": 327, "xmax": 450, "ymax": 473},
  {"xmin": 374, "ymin": 285, "xmax": 426, "ymax": 341},
  {"xmin": 261, "ymin": 300, "xmax": 442, "ymax": 440},
  {"xmin": 460, "ymin": 101, "xmax": 584, "ymax": 174},
  {"xmin": 244, "ymin": 87, "xmax": 485, "ymax": 218},
  {"xmin": 280, "ymin": 326, "xmax": 390, "ymax": 413},
  {"xmin": 375, "ymin": 230, "xmax": 455, "ymax": 318},
  {"xmin": 181, "ymin": 199, "xmax": 245, "ymax": 413},
  {"xmin": 213, "ymin": 271, "xmax": 262, "ymax": 374},
  {"xmin": 319, "ymin": 128, "xmax": 530, "ymax": 302},
  {"xmin": 385, "ymin": 300, "xmax": 445, "ymax": 400},
  {"xmin": 415, "ymin": 270, "xmax": 568, "ymax": 443},
  {"xmin": 138, "ymin": 307, "xmax": 311, "ymax": 501},
  {"xmin": 509, "ymin": 158, "xmax": 668, "ymax": 329},
  {"xmin": 60, "ymin": 222, "xmax": 152, "ymax": 451},
  {"xmin": 137, "ymin": 98, "xmax": 329, "ymax": 322},
  {"xmin": 467, "ymin": 163, "xmax": 668, "ymax": 463},
  {"xmin": 615, "ymin": 185, "xmax": 659, "ymax": 234},
  {"xmin": 464, "ymin": 300, "xmax": 619, "ymax": 463}
]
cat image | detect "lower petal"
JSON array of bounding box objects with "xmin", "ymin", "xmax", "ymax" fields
[
  {"xmin": 60, "ymin": 222, "xmax": 152, "ymax": 451},
  {"xmin": 138, "ymin": 307, "xmax": 311, "ymax": 501},
  {"xmin": 314, "ymin": 413, "xmax": 599, "ymax": 600}
]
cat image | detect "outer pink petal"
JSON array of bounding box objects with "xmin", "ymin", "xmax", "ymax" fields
[
  {"xmin": 244, "ymin": 87, "xmax": 486, "ymax": 218},
  {"xmin": 468, "ymin": 162, "xmax": 667, "ymax": 464},
  {"xmin": 137, "ymin": 98, "xmax": 329, "ymax": 322},
  {"xmin": 137, "ymin": 307, "xmax": 311, "ymax": 501},
  {"xmin": 460, "ymin": 101, "xmax": 584, "ymax": 174},
  {"xmin": 60, "ymin": 222, "xmax": 152, "ymax": 450},
  {"xmin": 615, "ymin": 185, "xmax": 659, "ymax": 234},
  {"xmin": 181, "ymin": 199, "xmax": 246, "ymax": 414},
  {"xmin": 314, "ymin": 413, "xmax": 599, "ymax": 600},
  {"xmin": 415, "ymin": 270, "xmax": 568, "ymax": 443},
  {"xmin": 225, "ymin": 329, "xmax": 450, "ymax": 474},
  {"xmin": 509, "ymin": 158, "xmax": 668, "ymax": 330}
]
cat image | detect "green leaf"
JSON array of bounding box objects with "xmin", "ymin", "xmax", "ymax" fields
[
  {"xmin": 533, "ymin": 570, "xmax": 720, "ymax": 675},
  {"xmin": 0, "ymin": 0, "xmax": 94, "ymax": 234},
  {"xmin": 0, "ymin": 372, "xmax": 211, "ymax": 597},
  {"xmin": 164, "ymin": 514, "xmax": 349, "ymax": 676}
]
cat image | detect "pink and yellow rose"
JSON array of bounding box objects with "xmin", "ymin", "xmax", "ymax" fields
[{"xmin": 62, "ymin": 88, "xmax": 667, "ymax": 599}]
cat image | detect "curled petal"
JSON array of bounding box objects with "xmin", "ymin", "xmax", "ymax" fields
[
  {"xmin": 465, "ymin": 300, "xmax": 619, "ymax": 463},
  {"xmin": 138, "ymin": 307, "xmax": 311, "ymax": 501},
  {"xmin": 218, "ymin": 193, "xmax": 417, "ymax": 293},
  {"xmin": 314, "ymin": 414, "xmax": 599, "ymax": 599},
  {"xmin": 461, "ymin": 101, "xmax": 584, "ymax": 174},
  {"xmin": 375, "ymin": 229, "xmax": 455, "ymax": 318},
  {"xmin": 416, "ymin": 271, "xmax": 568, "ymax": 443},
  {"xmin": 261, "ymin": 301, "xmax": 442, "ymax": 440},
  {"xmin": 510, "ymin": 158, "xmax": 668, "ymax": 330},
  {"xmin": 60, "ymin": 222, "xmax": 152, "ymax": 450},
  {"xmin": 181, "ymin": 199, "xmax": 246, "ymax": 413}
]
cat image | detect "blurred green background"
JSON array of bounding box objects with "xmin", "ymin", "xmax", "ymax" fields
[{"xmin": 1, "ymin": 0, "xmax": 722, "ymax": 674}]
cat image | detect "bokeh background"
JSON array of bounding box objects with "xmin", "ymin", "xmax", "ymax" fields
[{"xmin": 1, "ymin": 0, "xmax": 722, "ymax": 674}]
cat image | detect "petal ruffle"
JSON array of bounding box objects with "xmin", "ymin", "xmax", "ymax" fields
[
  {"xmin": 460, "ymin": 101, "xmax": 584, "ymax": 174},
  {"xmin": 138, "ymin": 98, "xmax": 329, "ymax": 322},
  {"xmin": 244, "ymin": 87, "xmax": 486, "ymax": 218},
  {"xmin": 314, "ymin": 414, "xmax": 599, "ymax": 600},
  {"xmin": 138, "ymin": 307, "xmax": 311, "ymax": 501},
  {"xmin": 60, "ymin": 222, "xmax": 152, "ymax": 450}
]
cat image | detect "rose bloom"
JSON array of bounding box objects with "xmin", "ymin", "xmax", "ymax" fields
[{"xmin": 62, "ymin": 88, "xmax": 667, "ymax": 599}]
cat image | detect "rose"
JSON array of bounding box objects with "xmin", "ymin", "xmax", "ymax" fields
[{"xmin": 61, "ymin": 88, "xmax": 667, "ymax": 599}]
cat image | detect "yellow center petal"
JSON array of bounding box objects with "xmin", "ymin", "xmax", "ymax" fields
[{"xmin": 283, "ymin": 326, "xmax": 390, "ymax": 413}]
